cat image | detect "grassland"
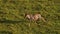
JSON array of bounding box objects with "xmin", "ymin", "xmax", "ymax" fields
[{"xmin": 0, "ymin": 0, "xmax": 60, "ymax": 34}]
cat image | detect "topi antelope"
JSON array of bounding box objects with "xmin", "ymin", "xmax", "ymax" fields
[{"xmin": 25, "ymin": 13, "xmax": 46, "ymax": 22}]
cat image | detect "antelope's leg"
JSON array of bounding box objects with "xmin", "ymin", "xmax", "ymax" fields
[{"xmin": 41, "ymin": 17, "xmax": 46, "ymax": 22}]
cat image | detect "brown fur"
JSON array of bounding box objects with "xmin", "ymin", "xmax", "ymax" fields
[{"xmin": 25, "ymin": 13, "xmax": 46, "ymax": 22}]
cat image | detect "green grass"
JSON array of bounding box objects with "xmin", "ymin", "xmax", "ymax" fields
[{"xmin": 0, "ymin": 0, "xmax": 60, "ymax": 34}]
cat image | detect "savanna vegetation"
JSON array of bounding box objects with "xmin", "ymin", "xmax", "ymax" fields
[{"xmin": 0, "ymin": 0, "xmax": 60, "ymax": 34}]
